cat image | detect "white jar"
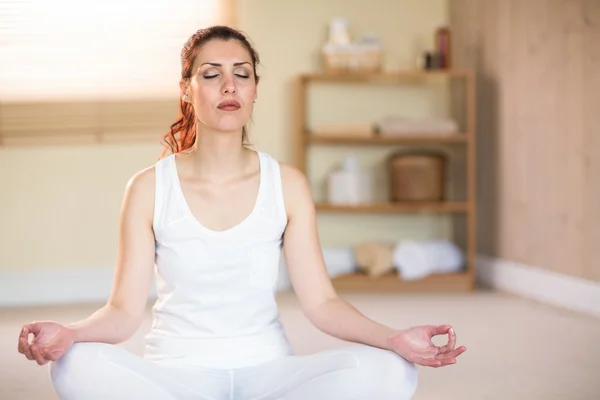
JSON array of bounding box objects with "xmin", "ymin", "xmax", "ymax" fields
[{"xmin": 327, "ymin": 154, "xmax": 373, "ymax": 205}]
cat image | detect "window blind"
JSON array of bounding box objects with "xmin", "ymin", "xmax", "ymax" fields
[
  {"xmin": 0, "ymin": 0, "xmax": 234, "ymax": 145},
  {"xmin": 0, "ymin": 0, "xmax": 227, "ymax": 101}
]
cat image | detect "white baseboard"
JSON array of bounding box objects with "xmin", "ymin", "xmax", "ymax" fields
[
  {"xmin": 3, "ymin": 257, "xmax": 600, "ymax": 319},
  {"xmin": 477, "ymin": 255, "xmax": 600, "ymax": 318},
  {"xmin": 0, "ymin": 268, "xmax": 130, "ymax": 307}
]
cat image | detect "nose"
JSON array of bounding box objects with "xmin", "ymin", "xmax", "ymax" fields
[{"xmin": 221, "ymin": 74, "xmax": 236, "ymax": 95}]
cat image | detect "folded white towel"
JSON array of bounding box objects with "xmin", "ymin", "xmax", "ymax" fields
[
  {"xmin": 378, "ymin": 116, "xmax": 459, "ymax": 135},
  {"xmin": 392, "ymin": 240, "xmax": 464, "ymax": 280}
]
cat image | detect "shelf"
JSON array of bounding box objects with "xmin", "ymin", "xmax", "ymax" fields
[
  {"xmin": 296, "ymin": 68, "xmax": 477, "ymax": 292},
  {"xmin": 315, "ymin": 202, "xmax": 469, "ymax": 213},
  {"xmin": 331, "ymin": 271, "xmax": 474, "ymax": 292},
  {"xmin": 306, "ymin": 133, "xmax": 469, "ymax": 144},
  {"xmin": 301, "ymin": 69, "xmax": 473, "ymax": 82}
]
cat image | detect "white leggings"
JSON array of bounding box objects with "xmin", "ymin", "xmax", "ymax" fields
[{"xmin": 48, "ymin": 342, "xmax": 418, "ymax": 400}]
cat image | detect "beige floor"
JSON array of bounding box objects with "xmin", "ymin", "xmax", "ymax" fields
[{"xmin": 2, "ymin": 289, "xmax": 599, "ymax": 400}]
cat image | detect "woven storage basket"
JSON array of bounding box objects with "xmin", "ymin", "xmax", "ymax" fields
[
  {"xmin": 388, "ymin": 151, "xmax": 447, "ymax": 201},
  {"xmin": 322, "ymin": 48, "xmax": 382, "ymax": 73}
]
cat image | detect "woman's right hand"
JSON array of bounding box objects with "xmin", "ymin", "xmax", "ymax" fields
[{"xmin": 17, "ymin": 321, "xmax": 75, "ymax": 365}]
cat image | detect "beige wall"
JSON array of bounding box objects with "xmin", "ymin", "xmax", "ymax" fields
[
  {"xmin": 0, "ymin": 0, "xmax": 450, "ymax": 271},
  {"xmin": 450, "ymin": 0, "xmax": 600, "ymax": 282}
]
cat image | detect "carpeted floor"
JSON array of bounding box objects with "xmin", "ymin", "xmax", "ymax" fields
[{"xmin": 2, "ymin": 289, "xmax": 599, "ymax": 399}]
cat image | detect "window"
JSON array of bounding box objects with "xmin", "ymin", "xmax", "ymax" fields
[{"xmin": 0, "ymin": 0, "xmax": 235, "ymax": 144}]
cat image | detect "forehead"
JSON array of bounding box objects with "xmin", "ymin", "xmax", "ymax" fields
[{"xmin": 194, "ymin": 39, "xmax": 252, "ymax": 65}]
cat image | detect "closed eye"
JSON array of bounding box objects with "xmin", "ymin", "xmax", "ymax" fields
[{"xmin": 203, "ymin": 74, "xmax": 250, "ymax": 79}]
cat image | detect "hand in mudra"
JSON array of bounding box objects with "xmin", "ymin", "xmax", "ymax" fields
[
  {"xmin": 17, "ymin": 321, "xmax": 75, "ymax": 365},
  {"xmin": 389, "ymin": 325, "xmax": 466, "ymax": 367}
]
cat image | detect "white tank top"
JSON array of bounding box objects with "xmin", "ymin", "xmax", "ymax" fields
[{"xmin": 143, "ymin": 151, "xmax": 293, "ymax": 369}]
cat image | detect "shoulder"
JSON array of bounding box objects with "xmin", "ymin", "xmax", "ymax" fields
[
  {"xmin": 126, "ymin": 165, "xmax": 156, "ymax": 195},
  {"xmin": 278, "ymin": 161, "xmax": 307, "ymax": 184},
  {"xmin": 125, "ymin": 154, "xmax": 173, "ymax": 193},
  {"xmin": 277, "ymin": 161, "xmax": 309, "ymax": 193},
  {"xmin": 277, "ymin": 161, "xmax": 313, "ymax": 218},
  {"xmin": 122, "ymin": 163, "xmax": 157, "ymax": 217}
]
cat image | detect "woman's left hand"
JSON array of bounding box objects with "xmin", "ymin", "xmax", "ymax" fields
[{"xmin": 388, "ymin": 325, "xmax": 466, "ymax": 367}]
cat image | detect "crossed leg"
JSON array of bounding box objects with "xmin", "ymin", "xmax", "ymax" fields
[
  {"xmin": 49, "ymin": 342, "xmax": 230, "ymax": 400},
  {"xmin": 234, "ymin": 344, "xmax": 419, "ymax": 400}
]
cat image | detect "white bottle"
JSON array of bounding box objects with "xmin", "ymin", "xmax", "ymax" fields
[
  {"xmin": 328, "ymin": 18, "xmax": 351, "ymax": 46},
  {"xmin": 343, "ymin": 153, "xmax": 360, "ymax": 204},
  {"xmin": 328, "ymin": 153, "xmax": 372, "ymax": 205},
  {"xmin": 327, "ymin": 168, "xmax": 350, "ymax": 205}
]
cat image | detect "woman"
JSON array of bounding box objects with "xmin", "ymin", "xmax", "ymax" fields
[{"xmin": 17, "ymin": 26, "xmax": 465, "ymax": 400}]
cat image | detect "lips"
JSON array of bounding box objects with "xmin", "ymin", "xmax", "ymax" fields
[{"xmin": 217, "ymin": 100, "xmax": 241, "ymax": 111}]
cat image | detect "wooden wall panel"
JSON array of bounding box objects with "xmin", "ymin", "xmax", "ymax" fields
[
  {"xmin": 451, "ymin": 0, "xmax": 599, "ymax": 281},
  {"xmin": 583, "ymin": 0, "xmax": 600, "ymax": 281}
]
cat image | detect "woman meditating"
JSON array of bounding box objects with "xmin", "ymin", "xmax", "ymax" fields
[{"xmin": 17, "ymin": 25, "xmax": 466, "ymax": 400}]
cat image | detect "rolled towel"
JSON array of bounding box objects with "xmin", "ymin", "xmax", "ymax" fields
[
  {"xmin": 323, "ymin": 246, "xmax": 358, "ymax": 277},
  {"xmin": 392, "ymin": 241, "xmax": 432, "ymax": 280},
  {"xmin": 393, "ymin": 240, "xmax": 464, "ymax": 280}
]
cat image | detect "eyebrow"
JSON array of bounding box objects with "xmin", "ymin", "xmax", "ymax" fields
[{"xmin": 201, "ymin": 62, "xmax": 251, "ymax": 67}]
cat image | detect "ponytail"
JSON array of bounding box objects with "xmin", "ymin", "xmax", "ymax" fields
[{"xmin": 161, "ymin": 99, "xmax": 196, "ymax": 157}]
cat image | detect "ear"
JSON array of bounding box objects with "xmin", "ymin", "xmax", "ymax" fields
[{"xmin": 180, "ymin": 79, "xmax": 190, "ymax": 103}]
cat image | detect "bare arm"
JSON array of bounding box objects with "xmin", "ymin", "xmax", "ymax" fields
[
  {"xmin": 66, "ymin": 167, "xmax": 157, "ymax": 344},
  {"xmin": 280, "ymin": 164, "xmax": 395, "ymax": 350}
]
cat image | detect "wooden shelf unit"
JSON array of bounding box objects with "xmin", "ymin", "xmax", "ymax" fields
[
  {"xmin": 295, "ymin": 69, "xmax": 477, "ymax": 292},
  {"xmin": 331, "ymin": 271, "xmax": 472, "ymax": 292}
]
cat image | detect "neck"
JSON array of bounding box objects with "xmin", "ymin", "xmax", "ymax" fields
[{"xmin": 186, "ymin": 126, "xmax": 251, "ymax": 182}]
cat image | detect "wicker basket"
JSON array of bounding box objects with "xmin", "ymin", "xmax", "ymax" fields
[
  {"xmin": 322, "ymin": 46, "xmax": 382, "ymax": 73},
  {"xmin": 388, "ymin": 151, "xmax": 447, "ymax": 202}
]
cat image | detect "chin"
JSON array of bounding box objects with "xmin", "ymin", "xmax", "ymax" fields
[
  {"xmin": 211, "ymin": 122, "xmax": 246, "ymax": 134},
  {"xmin": 214, "ymin": 115, "xmax": 250, "ymax": 133}
]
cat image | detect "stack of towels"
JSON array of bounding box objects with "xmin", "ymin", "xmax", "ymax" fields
[
  {"xmin": 278, "ymin": 240, "xmax": 464, "ymax": 286},
  {"xmin": 377, "ymin": 116, "xmax": 459, "ymax": 136}
]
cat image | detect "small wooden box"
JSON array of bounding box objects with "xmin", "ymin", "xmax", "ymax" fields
[{"xmin": 388, "ymin": 151, "xmax": 447, "ymax": 201}]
